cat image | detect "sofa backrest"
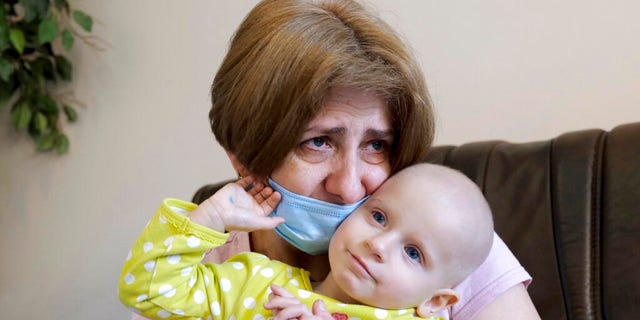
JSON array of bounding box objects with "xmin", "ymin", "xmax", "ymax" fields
[
  {"xmin": 424, "ymin": 122, "xmax": 640, "ymax": 319},
  {"xmin": 192, "ymin": 122, "xmax": 640, "ymax": 319}
]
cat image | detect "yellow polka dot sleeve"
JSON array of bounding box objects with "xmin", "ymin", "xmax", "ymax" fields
[{"xmin": 118, "ymin": 198, "xmax": 232, "ymax": 319}]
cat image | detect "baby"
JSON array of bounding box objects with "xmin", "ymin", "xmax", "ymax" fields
[{"xmin": 119, "ymin": 163, "xmax": 494, "ymax": 319}]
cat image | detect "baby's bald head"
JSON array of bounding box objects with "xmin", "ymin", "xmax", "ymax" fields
[{"xmin": 386, "ymin": 163, "xmax": 494, "ymax": 286}]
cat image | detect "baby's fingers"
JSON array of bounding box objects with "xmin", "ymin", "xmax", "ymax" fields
[
  {"xmin": 270, "ymin": 284, "xmax": 295, "ymax": 298},
  {"xmin": 236, "ymin": 176, "xmax": 257, "ymax": 191},
  {"xmin": 228, "ymin": 214, "xmax": 284, "ymax": 232},
  {"xmin": 260, "ymin": 190, "xmax": 281, "ymax": 215},
  {"xmin": 272, "ymin": 304, "xmax": 314, "ymax": 320},
  {"xmin": 253, "ymin": 215, "xmax": 285, "ymax": 230},
  {"xmin": 312, "ymin": 300, "xmax": 334, "ymax": 320}
]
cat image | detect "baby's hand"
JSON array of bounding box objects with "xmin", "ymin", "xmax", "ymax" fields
[
  {"xmin": 189, "ymin": 176, "xmax": 283, "ymax": 232},
  {"xmin": 264, "ymin": 284, "xmax": 334, "ymax": 320}
]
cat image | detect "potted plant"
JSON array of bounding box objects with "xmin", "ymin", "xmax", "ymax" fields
[{"xmin": 1, "ymin": 0, "xmax": 100, "ymax": 154}]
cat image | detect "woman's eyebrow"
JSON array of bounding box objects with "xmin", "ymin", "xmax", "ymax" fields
[
  {"xmin": 323, "ymin": 127, "xmax": 347, "ymax": 135},
  {"xmin": 365, "ymin": 128, "xmax": 393, "ymax": 140},
  {"xmin": 303, "ymin": 127, "xmax": 391, "ymax": 139},
  {"xmin": 302, "ymin": 126, "xmax": 347, "ymax": 137}
]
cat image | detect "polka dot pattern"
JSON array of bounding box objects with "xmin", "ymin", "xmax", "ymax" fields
[
  {"xmin": 167, "ymin": 254, "xmax": 180, "ymax": 265},
  {"xmin": 187, "ymin": 236, "xmax": 201, "ymax": 248},
  {"xmin": 194, "ymin": 290, "xmax": 205, "ymax": 304},
  {"xmin": 210, "ymin": 301, "xmax": 221, "ymax": 316},
  {"xmin": 298, "ymin": 289, "xmax": 311, "ymax": 298},
  {"xmin": 374, "ymin": 308, "xmax": 388, "ymax": 319},
  {"xmin": 180, "ymin": 266, "xmax": 192, "ymax": 276},
  {"xmin": 144, "ymin": 260, "xmax": 155, "ymax": 272},
  {"xmin": 243, "ymin": 297, "xmax": 256, "ymax": 309},
  {"xmin": 124, "ymin": 273, "xmax": 135, "ymax": 285},
  {"xmin": 220, "ymin": 278, "xmax": 231, "ymax": 292},
  {"xmin": 260, "ymin": 268, "xmax": 274, "ymax": 277},
  {"xmin": 159, "ymin": 284, "xmax": 176, "ymax": 298},
  {"xmin": 156, "ymin": 310, "xmax": 170, "ymax": 319}
]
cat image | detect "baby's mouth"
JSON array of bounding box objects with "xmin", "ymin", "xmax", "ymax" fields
[{"xmin": 350, "ymin": 252, "xmax": 374, "ymax": 281}]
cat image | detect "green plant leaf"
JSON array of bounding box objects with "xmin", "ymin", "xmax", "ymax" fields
[
  {"xmin": 63, "ymin": 104, "xmax": 77, "ymax": 122},
  {"xmin": 38, "ymin": 15, "xmax": 59, "ymax": 44},
  {"xmin": 61, "ymin": 29, "xmax": 74, "ymax": 50},
  {"xmin": 34, "ymin": 111, "xmax": 48, "ymax": 133},
  {"xmin": 37, "ymin": 132, "xmax": 56, "ymax": 151},
  {"xmin": 20, "ymin": 0, "xmax": 51, "ymax": 23},
  {"xmin": 0, "ymin": 29, "xmax": 7, "ymax": 50},
  {"xmin": 0, "ymin": 79, "xmax": 14, "ymax": 107},
  {"xmin": 38, "ymin": 94, "xmax": 58, "ymax": 114},
  {"xmin": 55, "ymin": 133, "xmax": 69, "ymax": 154},
  {"xmin": 0, "ymin": 57, "xmax": 14, "ymax": 82},
  {"xmin": 30, "ymin": 57, "xmax": 56, "ymax": 81},
  {"xmin": 0, "ymin": 9, "xmax": 8, "ymax": 49},
  {"xmin": 9, "ymin": 29, "xmax": 26, "ymax": 54},
  {"xmin": 0, "ymin": 4, "xmax": 6, "ymax": 23},
  {"xmin": 11, "ymin": 101, "xmax": 32, "ymax": 130},
  {"xmin": 54, "ymin": 55, "xmax": 72, "ymax": 81},
  {"xmin": 72, "ymin": 10, "xmax": 93, "ymax": 32}
]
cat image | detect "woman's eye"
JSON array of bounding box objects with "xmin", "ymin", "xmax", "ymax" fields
[
  {"xmin": 370, "ymin": 140, "xmax": 384, "ymax": 151},
  {"xmin": 404, "ymin": 246, "xmax": 421, "ymax": 261},
  {"xmin": 296, "ymin": 137, "xmax": 333, "ymax": 163},
  {"xmin": 365, "ymin": 140, "xmax": 386, "ymax": 153},
  {"xmin": 311, "ymin": 137, "xmax": 326, "ymax": 147},
  {"xmin": 372, "ymin": 211, "xmax": 386, "ymax": 225},
  {"xmin": 303, "ymin": 137, "xmax": 330, "ymax": 149},
  {"xmin": 362, "ymin": 140, "xmax": 389, "ymax": 164}
]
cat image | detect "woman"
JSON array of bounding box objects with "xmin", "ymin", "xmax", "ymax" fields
[{"xmin": 133, "ymin": 0, "xmax": 539, "ymax": 319}]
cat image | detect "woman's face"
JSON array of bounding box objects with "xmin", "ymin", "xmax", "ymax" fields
[{"xmin": 271, "ymin": 87, "xmax": 393, "ymax": 204}]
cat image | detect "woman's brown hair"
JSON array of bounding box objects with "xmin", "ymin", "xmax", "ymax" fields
[{"xmin": 209, "ymin": 0, "xmax": 434, "ymax": 177}]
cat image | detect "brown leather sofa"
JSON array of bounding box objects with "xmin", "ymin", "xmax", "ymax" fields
[{"xmin": 193, "ymin": 122, "xmax": 640, "ymax": 319}]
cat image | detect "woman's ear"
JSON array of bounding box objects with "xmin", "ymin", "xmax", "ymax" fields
[
  {"xmin": 416, "ymin": 289, "xmax": 460, "ymax": 318},
  {"xmin": 225, "ymin": 150, "xmax": 250, "ymax": 178}
]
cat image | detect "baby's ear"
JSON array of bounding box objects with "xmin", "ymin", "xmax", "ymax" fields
[{"xmin": 416, "ymin": 289, "xmax": 460, "ymax": 318}]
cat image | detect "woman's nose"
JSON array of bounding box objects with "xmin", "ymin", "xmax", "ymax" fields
[{"xmin": 324, "ymin": 155, "xmax": 367, "ymax": 204}]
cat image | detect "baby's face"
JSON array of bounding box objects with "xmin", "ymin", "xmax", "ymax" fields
[{"xmin": 327, "ymin": 169, "xmax": 471, "ymax": 310}]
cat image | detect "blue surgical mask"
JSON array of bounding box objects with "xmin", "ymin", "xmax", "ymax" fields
[{"xmin": 268, "ymin": 178, "xmax": 369, "ymax": 255}]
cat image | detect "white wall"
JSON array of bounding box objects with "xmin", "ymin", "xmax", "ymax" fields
[{"xmin": 0, "ymin": 1, "xmax": 638, "ymax": 319}]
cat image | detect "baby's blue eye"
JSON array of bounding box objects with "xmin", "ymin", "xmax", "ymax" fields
[
  {"xmin": 372, "ymin": 211, "xmax": 386, "ymax": 225},
  {"xmin": 405, "ymin": 246, "xmax": 421, "ymax": 261}
]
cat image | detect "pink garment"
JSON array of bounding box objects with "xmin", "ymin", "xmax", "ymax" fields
[
  {"xmin": 449, "ymin": 233, "xmax": 532, "ymax": 319},
  {"xmin": 130, "ymin": 231, "xmax": 530, "ymax": 320}
]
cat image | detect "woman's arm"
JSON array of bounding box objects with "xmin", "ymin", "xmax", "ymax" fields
[{"xmin": 472, "ymin": 284, "xmax": 540, "ymax": 320}]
